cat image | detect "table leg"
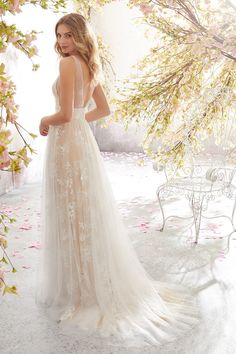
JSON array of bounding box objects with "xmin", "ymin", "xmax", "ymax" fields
[
  {"xmin": 231, "ymin": 197, "xmax": 236, "ymax": 229},
  {"xmin": 190, "ymin": 192, "xmax": 206, "ymax": 243}
]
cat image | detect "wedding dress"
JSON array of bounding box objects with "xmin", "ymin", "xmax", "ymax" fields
[{"xmin": 35, "ymin": 55, "xmax": 198, "ymax": 347}]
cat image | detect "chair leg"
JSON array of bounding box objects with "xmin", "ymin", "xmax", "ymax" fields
[
  {"xmin": 191, "ymin": 193, "xmax": 205, "ymax": 244},
  {"xmin": 231, "ymin": 198, "xmax": 236, "ymax": 230},
  {"xmin": 157, "ymin": 188, "xmax": 166, "ymax": 232},
  {"xmin": 226, "ymin": 230, "xmax": 235, "ymax": 253},
  {"xmin": 226, "ymin": 198, "xmax": 236, "ymax": 252}
]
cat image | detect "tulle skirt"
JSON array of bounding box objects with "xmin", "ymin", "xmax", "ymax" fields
[{"xmin": 35, "ymin": 108, "xmax": 199, "ymax": 347}]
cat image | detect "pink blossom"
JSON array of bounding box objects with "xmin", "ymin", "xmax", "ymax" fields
[
  {"xmin": 10, "ymin": 0, "xmax": 21, "ymax": 13},
  {"xmin": 6, "ymin": 97, "xmax": 15, "ymax": 110},
  {"xmin": 8, "ymin": 113, "xmax": 17, "ymax": 124},
  {"xmin": 0, "ymin": 144, "xmax": 10, "ymax": 169},
  {"xmin": 139, "ymin": 3, "xmax": 154, "ymax": 15},
  {"xmin": 0, "ymin": 80, "xmax": 9, "ymax": 94},
  {"xmin": 7, "ymin": 35, "xmax": 21, "ymax": 43},
  {"xmin": 0, "ymin": 237, "xmax": 8, "ymax": 248}
]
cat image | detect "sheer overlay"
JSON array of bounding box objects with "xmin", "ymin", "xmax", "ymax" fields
[{"xmin": 35, "ymin": 56, "xmax": 199, "ymax": 347}]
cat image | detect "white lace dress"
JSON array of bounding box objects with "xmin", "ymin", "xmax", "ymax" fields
[{"xmin": 35, "ymin": 55, "xmax": 199, "ymax": 347}]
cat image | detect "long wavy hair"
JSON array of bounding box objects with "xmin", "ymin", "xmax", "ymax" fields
[{"xmin": 55, "ymin": 13, "xmax": 100, "ymax": 81}]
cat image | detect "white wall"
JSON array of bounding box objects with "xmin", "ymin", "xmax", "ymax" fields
[{"xmin": 91, "ymin": 0, "xmax": 151, "ymax": 152}]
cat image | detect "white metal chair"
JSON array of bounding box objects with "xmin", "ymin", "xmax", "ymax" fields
[{"xmin": 153, "ymin": 158, "xmax": 236, "ymax": 247}]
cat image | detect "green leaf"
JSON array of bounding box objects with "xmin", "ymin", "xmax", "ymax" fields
[
  {"xmin": 29, "ymin": 133, "xmax": 38, "ymax": 139},
  {"xmin": 0, "ymin": 257, "xmax": 8, "ymax": 264},
  {"xmin": 3, "ymin": 285, "xmax": 18, "ymax": 296}
]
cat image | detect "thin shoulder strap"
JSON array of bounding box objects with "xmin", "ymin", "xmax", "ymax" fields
[
  {"xmin": 71, "ymin": 55, "xmax": 96, "ymax": 108},
  {"xmin": 71, "ymin": 55, "xmax": 84, "ymax": 103}
]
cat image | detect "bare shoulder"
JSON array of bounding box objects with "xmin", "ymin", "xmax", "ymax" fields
[
  {"xmin": 59, "ymin": 56, "xmax": 76, "ymax": 72},
  {"xmin": 93, "ymin": 82, "xmax": 102, "ymax": 93}
]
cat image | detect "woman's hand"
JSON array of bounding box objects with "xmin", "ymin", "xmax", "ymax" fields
[{"xmin": 39, "ymin": 117, "xmax": 49, "ymax": 136}]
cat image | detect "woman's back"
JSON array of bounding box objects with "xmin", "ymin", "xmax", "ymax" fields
[{"xmin": 71, "ymin": 55, "xmax": 95, "ymax": 109}]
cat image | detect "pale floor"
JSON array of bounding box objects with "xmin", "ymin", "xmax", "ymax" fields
[{"xmin": 0, "ymin": 152, "xmax": 236, "ymax": 354}]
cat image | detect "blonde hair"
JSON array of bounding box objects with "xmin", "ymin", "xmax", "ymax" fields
[{"xmin": 55, "ymin": 13, "xmax": 100, "ymax": 81}]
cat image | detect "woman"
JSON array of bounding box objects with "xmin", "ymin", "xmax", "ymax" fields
[{"xmin": 36, "ymin": 13, "xmax": 198, "ymax": 347}]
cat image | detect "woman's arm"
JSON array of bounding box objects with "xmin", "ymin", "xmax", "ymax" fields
[
  {"xmin": 41, "ymin": 56, "xmax": 75, "ymax": 127},
  {"xmin": 85, "ymin": 84, "xmax": 110, "ymax": 122}
]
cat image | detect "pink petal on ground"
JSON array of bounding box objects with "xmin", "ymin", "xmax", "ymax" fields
[
  {"xmin": 138, "ymin": 222, "xmax": 149, "ymax": 228},
  {"xmin": 0, "ymin": 207, "xmax": 13, "ymax": 214},
  {"xmin": 22, "ymin": 265, "xmax": 31, "ymax": 269},
  {"xmin": 28, "ymin": 241, "xmax": 42, "ymax": 249},
  {"xmin": 19, "ymin": 223, "xmax": 32, "ymax": 230},
  {"xmin": 12, "ymin": 251, "xmax": 24, "ymax": 258}
]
